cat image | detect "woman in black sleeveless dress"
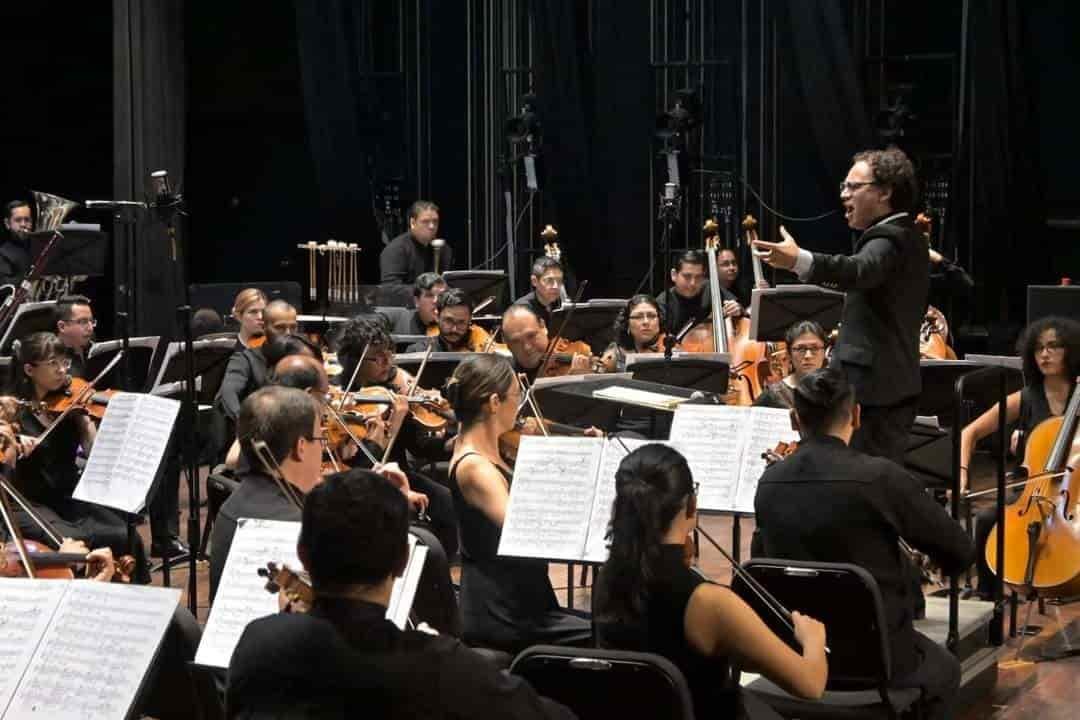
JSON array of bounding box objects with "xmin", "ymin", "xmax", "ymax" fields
[
  {"xmin": 593, "ymin": 444, "xmax": 828, "ymax": 720},
  {"xmin": 446, "ymin": 353, "xmax": 591, "ymax": 652},
  {"xmin": 960, "ymin": 315, "xmax": 1079, "ymax": 597}
]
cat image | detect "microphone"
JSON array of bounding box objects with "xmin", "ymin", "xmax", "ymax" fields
[
  {"xmin": 432, "ymin": 238, "xmax": 446, "ymax": 275},
  {"xmin": 148, "ymin": 169, "xmax": 183, "ymax": 220}
]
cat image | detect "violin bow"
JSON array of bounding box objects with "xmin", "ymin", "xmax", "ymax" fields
[
  {"xmin": 324, "ymin": 403, "xmax": 380, "ymax": 467},
  {"xmin": 515, "ymin": 373, "xmax": 551, "ymax": 438},
  {"xmin": 536, "ymin": 279, "xmax": 589, "ymax": 373},
  {"xmin": 28, "ymin": 351, "xmax": 124, "ymax": 454},
  {"xmin": 337, "ymin": 342, "xmax": 370, "ymax": 412},
  {"xmin": 379, "ymin": 341, "xmax": 434, "ymax": 465},
  {"xmin": 0, "ymin": 468, "xmax": 38, "ymax": 578},
  {"xmin": 251, "ymin": 439, "xmax": 305, "ymax": 511}
]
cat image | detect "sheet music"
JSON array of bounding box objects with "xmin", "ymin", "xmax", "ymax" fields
[
  {"xmin": 668, "ymin": 404, "xmax": 746, "ymax": 511},
  {"xmin": 3, "ymin": 581, "xmax": 179, "ymax": 720},
  {"xmin": 195, "ymin": 518, "xmax": 302, "ymax": 669},
  {"xmin": 0, "ymin": 580, "xmax": 67, "ymax": 716},
  {"xmin": 583, "ymin": 437, "xmax": 652, "ymax": 563},
  {"xmin": 73, "ymin": 393, "xmax": 181, "ymax": 514},
  {"xmin": 498, "ymin": 436, "xmax": 604, "ymax": 561},
  {"xmin": 734, "ymin": 408, "xmax": 800, "ymax": 513},
  {"xmin": 386, "ymin": 537, "xmax": 428, "ymax": 630},
  {"xmin": 592, "ymin": 385, "xmax": 686, "ymax": 410}
]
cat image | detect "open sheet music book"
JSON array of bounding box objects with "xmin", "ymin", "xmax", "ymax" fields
[
  {"xmin": 72, "ymin": 392, "xmax": 181, "ymax": 514},
  {"xmin": 195, "ymin": 518, "xmax": 428, "ymax": 669},
  {"xmin": 668, "ymin": 404, "xmax": 798, "ymax": 514},
  {"xmin": 0, "ymin": 579, "xmax": 179, "ymax": 720}
]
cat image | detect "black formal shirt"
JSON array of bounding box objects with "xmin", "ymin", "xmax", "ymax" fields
[
  {"xmin": 754, "ymin": 435, "xmax": 973, "ymax": 677},
  {"xmin": 227, "ymin": 597, "xmax": 574, "ymax": 719},
  {"xmin": 14, "ymin": 409, "xmax": 82, "ymax": 505},
  {"xmin": 380, "ymin": 231, "xmax": 453, "ymax": 286},
  {"xmin": 514, "ymin": 291, "xmax": 561, "ymax": 327},
  {"xmin": 209, "ymin": 470, "xmax": 302, "ymax": 602},
  {"xmin": 655, "ymin": 285, "xmax": 738, "ymax": 339},
  {"xmin": 0, "ymin": 232, "xmax": 30, "ymax": 287},
  {"xmin": 214, "ymin": 346, "xmax": 269, "ymax": 422}
]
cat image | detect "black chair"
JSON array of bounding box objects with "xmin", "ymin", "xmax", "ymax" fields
[
  {"xmin": 198, "ymin": 466, "xmax": 240, "ymax": 560},
  {"xmin": 732, "ymin": 559, "xmax": 922, "ymax": 719},
  {"xmin": 510, "ymin": 645, "xmax": 696, "ymax": 720}
]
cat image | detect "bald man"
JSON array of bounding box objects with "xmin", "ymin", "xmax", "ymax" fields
[
  {"xmin": 502, "ymin": 304, "xmax": 594, "ymax": 382},
  {"xmin": 215, "ymin": 300, "xmax": 299, "ymax": 423}
]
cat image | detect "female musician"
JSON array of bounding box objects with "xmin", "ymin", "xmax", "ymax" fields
[
  {"xmin": 11, "ymin": 332, "xmax": 149, "ymax": 582},
  {"xmin": 600, "ymin": 294, "xmax": 666, "ymax": 373},
  {"xmin": 960, "ymin": 315, "xmax": 1079, "ymax": 598},
  {"xmin": 593, "ymin": 444, "xmax": 827, "ymax": 719},
  {"xmin": 753, "ymin": 321, "xmax": 828, "ymax": 410},
  {"xmin": 447, "ymin": 353, "xmax": 592, "ymax": 652},
  {"xmin": 232, "ymin": 287, "xmax": 268, "ymax": 348}
]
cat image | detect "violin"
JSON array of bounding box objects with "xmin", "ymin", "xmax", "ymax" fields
[
  {"xmin": 539, "ymin": 337, "xmax": 601, "ymax": 378},
  {"xmin": 762, "ymin": 440, "xmax": 799, "ymax": 466},
  {"xmin": 498, "ymin": 417, "xmax": 592, "ymax": 465},
  {"xmin": 425, "ymin": 321, "xmax": 502, "ymax": 353},
  {"xmin": 38, "ymin": 375, "xmax": 118, "ymax": 422},
  {"xmin": 0, "ymin": 539, "xmax": 136, "ymax": 582},
  {"xmin": 259, "ymin": 561, "xmax": 314, "ymax": 613}
]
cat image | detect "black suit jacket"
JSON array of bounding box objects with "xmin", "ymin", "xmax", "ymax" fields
[
  {"xmin": 754, "ymin": 436, "xmax": 973, "ymax": 678},
  {"xmin": 808, "ymin": 213, "xmax": 928, "ymax": 406},
  {"xmin": 379, "ymin": 231, "xmax": 453, "ymax": 286},
  {"xmin": 0, "ymin": 236, "xmax": 30, "ymax": 287},
  {"xmin": 226, "ymin": 600, "xmax": 575, "ymax": 719}
]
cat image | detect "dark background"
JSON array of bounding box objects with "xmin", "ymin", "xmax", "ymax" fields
[{"xmin": 1, "ymin": 0, "xmax": 1076, "ymax": 346}]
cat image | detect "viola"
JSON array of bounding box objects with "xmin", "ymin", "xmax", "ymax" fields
[{"xmin": 0, "ymin": 540, "xmax": 136, "ymax": 582}]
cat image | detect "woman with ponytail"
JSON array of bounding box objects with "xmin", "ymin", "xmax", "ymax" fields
[
  {"xmin": 594, "ymin": 444, "xmax": 827, "ymax": 719},
  {"xmin": 446, "ymin": 353, "xmax": 592, "ymax": 652}
]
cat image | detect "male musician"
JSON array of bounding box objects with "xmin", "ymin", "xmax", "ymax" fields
[
  {"xmin": 655, "ymin": 249, "xmax": 742, "ymax": 340},
  {"xmin": 514, "ymin": 256, "xmax": 564, "ymax": 325},
  {"xmin": 411, "ymin": 272, "xmax": 446, "ymax": 333},
  {"xmin": 754, "ymin": 368, "xmax": 972, "ymax": 720},
  {"xmin": 0, "ymin": 199, "xmax": 32, "ymax": 287},
  {"xmin": 407, "ymin": 287, "xmax": 476, "ymax": 353},
  {"xmin": 502, "ymin": 303, "xmax": 594, "ymax": 382},
  {"xmin": 754, "ymin": 147, "xmax": 927, "ymax": 462},
  {"xmin": 54, "ymin": 294, "xmax": 95, "ymax": 378},
  {"xmin": 215, "ymin": 299, "xmax": 299, "ymax": 426},
  {"xmin": 226, "ymin": 470, "xmax": 574, "ymax": 719},
  {"xmin": 716, "ymin": 247, "xmax": 750, "ymax": 306},
  {"xmin": 380, "ymin": 200, "xmax": 452, "ymax": 287}
]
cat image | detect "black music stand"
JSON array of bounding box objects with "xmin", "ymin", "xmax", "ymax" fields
[
  {"xmin": 0, "ymin": 300, "xmax": 57, "ymax": 353},
  {"xmin": 548, "ymin": 300, "xmax": 625, "ymax": 352},
  {"xmin": 748, "ymin": 285, "xmax": 845, "ymax": 341},
  {"xmin": 85, "ymin": 336, "xmax": 161, "ymax": 391},
  {"xmin": 30, "ymin": 224, "xmax": 108, "ymax": 277},
  {"xmin": 392, "ymin": 351, "xmax": 482, "ymax": 391},
  {"xmin": 627, "ymin": 353, "xmax": 731, "ymax": 395},
  {"xmin": 150, "ymin": 337, "xmax": 237, "ymax": 403},
  {"xmin": 532, "ymin": 375, "xmax": 695, "ymax": 436},
  {"xmin": 442, "ymin": 270, "xmax": 509, "ymax": 311}
]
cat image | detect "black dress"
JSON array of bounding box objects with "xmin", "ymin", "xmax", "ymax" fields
[
  {"xmin": 595, "ymin": 544, "xmax": 739, "ymax": 719},
  {"xmin": 449, "ymin": 451, "xmax": 591, "ymax": 652}
]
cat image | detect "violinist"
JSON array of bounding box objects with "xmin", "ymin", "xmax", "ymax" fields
[
  {"xmin": 407, "ymin": 287, "xmax": 490, "ymax": 353},
  {"xmin": 447, "ymin": 353, "xmax": 592, "ymax": 651},
  {"xmin": 655, "ymin": 249, "xmax": 742, "ymax": 339},
  {"xmin": 593, "ymin": 444, "xmax": 827, "ymax": 719},
  {"xmin": 600, "ymin": 294, "xmax": 666, "ymax": 373},
  {"xmin": 227, "ymin": 470, "xmax": 574, "ymax": 719},
  {"xmin": 231, "ymin": 287, "xmax": 268, "ymax": 349},
  {"xmin": 754, "ymin": 368, "xmax": 973, "ymax": 720},
  {"xmin": 9, "ymin": 331, "xmax": 150, "ymax": 582},
  {"xmin": 754, "ymin": 147, "xmax": 927, "ymax": 463},
  {"xmin": 753, "ymin": 320, "xmax": 828, "ymax": 410},
  {"xmin": 502, "ymin": 303, "xmax": 596, "ymax": 383},
  {"xmin": 514, "ymin": 256, "xmax": 564, "ymax": 326},
  {"xmin": 959, "ymin": 316, "xmax": 1079, "ymax": 599},
  {"xmin": 54, "ymin": 294, "xmax": 95, "ymax": 379}
]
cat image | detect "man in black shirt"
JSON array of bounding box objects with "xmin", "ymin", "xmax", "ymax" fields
[
  {"xmin": 380, "ymin": 200, "xmax": 452, "ymax": 288},
  {"xmin": 754, "ymin": 368, "xmax": 973, "ymax": 720},
  {"xmin": 226, "ymin": 470, "xmax": 573, "ymax": 719},
  {"xmin": 655, "ymin": 249, "xmax": 742, "ymax": 339},
  {"xmin": 407, "ymin": 287, "xmax": 475, "ymax": 352},
  {"xmin": 0, "ymin": 199, "xmax": 32, "ymax": 287},
  {"xmin": 214, "ymin": 299, "xmax": 298, "ymax": 426},
  {"xmin": 514, "ymin": 256, "xmax": 564, "ymax": 325},
  {"xmin": 54, "ymin": 294, "xmax": 95, "ymax": 378},
  {"xmin": 502, "ymin": 303, "xmax": 594, "ymax": 383}
]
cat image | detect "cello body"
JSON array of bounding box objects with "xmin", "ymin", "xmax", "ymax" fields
[{"xmin": 985, "ymin": 397, "xmax": 1080, "ymax": 597}]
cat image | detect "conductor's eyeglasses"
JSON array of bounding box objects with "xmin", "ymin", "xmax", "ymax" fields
[{"xmin": 839, "ymin": 181, "xmax": 878, "ymax": 193}]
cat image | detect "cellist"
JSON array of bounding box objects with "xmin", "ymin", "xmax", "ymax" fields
[{"xmin": 958, "ymin": 316, "xmax": 1079, "ymax": 599}]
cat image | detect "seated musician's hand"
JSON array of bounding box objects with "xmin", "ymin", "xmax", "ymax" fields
[
  {"xmin": 84, "ymin": 547, "xmax": 116, "ymax": 583},
  {"xmin": 583, "ymin": 426, "xmax": 604, "ymax": 438},
  {"xmin": 406, "ymin": 491, "xmax": 430, "ymax": 514},
  {"xmin": 791, "ymin": 611, "xmax": 827, "ymax": 655},
  {"xmin": 364, "ymin": 416, "xmax": 390, "ymax": 449},
  {"xmin": 373, "ymin": 461, "xmax": 410, "ymax": 491},
  {"xmin": 59, "ymin": 538, "xmax": 90, "ymax": 555},
  {"xmin": 928, "ymin": 247, "xmax": 945, "ymax": 265},
  {"xmin": 0, "ymin": 396, "xmax": 19, "ymax": 423},
  {"xmin": 569, "ymin": 353, "xmax": 594, "ymax": 374},
  {"xmin": 15, "ymin": 434, "xmax": 37, "ymax": 459},
  {"xmin": 520, "ymin": 417, "xmax": 542, "ymax": 436},
  {"xmin": 753, "ymin": 225, "xmax": 800, "ymax": 270},
  {"xmin": 722, "ymin": 300, "xmax": 742, "ymax": 318}
]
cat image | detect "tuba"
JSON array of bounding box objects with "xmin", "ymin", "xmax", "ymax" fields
[{"xmin": 0, "ymin": 191, "xmax": 80, "ymax": 328}]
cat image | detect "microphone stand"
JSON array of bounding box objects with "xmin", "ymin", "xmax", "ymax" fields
[{"xmin": 658, "ymin": 185, "xmax": 681, "ymax": 365}]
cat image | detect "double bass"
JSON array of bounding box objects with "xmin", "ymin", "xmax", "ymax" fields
[{"xmin": 985, "ymin": 381, "xmax": 1080, "ymax": 597}]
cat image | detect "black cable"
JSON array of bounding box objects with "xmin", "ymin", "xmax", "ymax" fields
[
  {"xmin": 470, "ymin": 192, "xmax": 536, "ymax": 271},
  {"xmin": 694, "ymin": 169, "xmax": 840, "ymax": 223}
]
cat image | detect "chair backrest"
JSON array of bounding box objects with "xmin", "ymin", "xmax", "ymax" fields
[
  {"xmin": 511, "ymin": 645, "xmax": 695, "ymax": 720},
  {"xmin": 733, "ymin": 559, "xmax": 893, "ymax": 691}
]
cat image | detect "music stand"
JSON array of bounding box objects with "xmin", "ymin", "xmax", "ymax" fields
[
  {"xmin": 86, "ymin": 336, "xmax": 160, "ymax": 391},
  {"xmin": 532, "ymin": 375, "xmax": 695, "ymax": 434},
  {"xmin": 442, "ymin": 270, "xmax": 509, "ymax": 312},
  {"xmin": 748, "ymin": 285, "xmax": 845, "ymax": 341},
  {"xmin": 391, "ymin": 334, "xmax": 430, "ymax": 352},
  {"xmin": 0, "ymin": 300, "xmax": 57, "ymax": 353},
  {"xmin": 393, "ymin": 351, "xmax": 483, "ymax": 390},
  {"xmin": 548, "ymin": 300, "xmax": 625, "ymax": 352},
  {"xmin": 30, "ymin": 224, "xmax": 108, "ymax": 277},
  {"xmin": 150, "ymin": 337, "xmax": 237, "ymax": 403},
  {"xmin": 627, "ymin": 352, "xmax": 731, "ymax": 395}
]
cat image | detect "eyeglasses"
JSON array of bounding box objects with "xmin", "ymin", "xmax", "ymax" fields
[
  {"xmin": 839, "ymin": 181, "xmax": 878, "ymax": 193},
  {"xmin": 440, "ymin": 317, "xmax": 471, "ymax": 329},
  {"xmin": 68, "ymin": 317, "xmax": 97, "ymax": 328},
  {"xmin": 790, "ymin": 344, "xmax": 825, "ymax": 356},
  {"xmin": 1035, "ymin": 341, "xmax": 1065, "ymax": 354},
  {"xmin": 33, "ymin": 357, "xmax": 72, "ymax": 371},
  {"xmin": 538, "ymin": 276, "xmax": 563, "ymax": 288},
  {"xmin": 363, "ymin": 350, "xmax": 393, "ymax": 364},
  {"xmin": 304, "ymin": 434, "xmax": 329, "ymax": 447}
]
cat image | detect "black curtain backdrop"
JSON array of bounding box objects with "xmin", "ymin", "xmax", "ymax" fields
[{"xmin": 113, "ymin": 0, "xmax": 186, "ymax": 339}]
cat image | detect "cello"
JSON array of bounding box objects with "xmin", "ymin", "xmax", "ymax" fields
[{"xmin": 985, "ymin": 379, "xmax": 1080, "ymax": 597}]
